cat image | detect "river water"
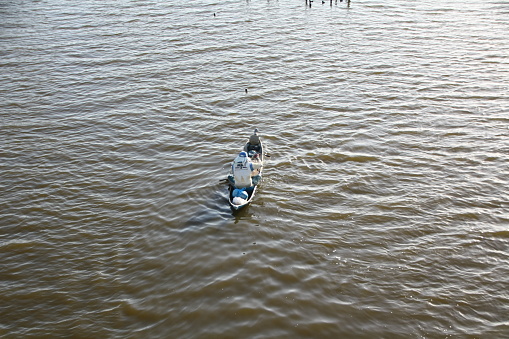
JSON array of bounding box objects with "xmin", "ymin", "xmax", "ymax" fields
[{"xmin": 1, "ymin": 0, "xmax": 508, "ymax": 337}]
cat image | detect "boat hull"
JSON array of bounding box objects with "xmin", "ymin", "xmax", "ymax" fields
[{"xmin": 228, "ymin": 139, "xmax": 264, "ymax": 210}]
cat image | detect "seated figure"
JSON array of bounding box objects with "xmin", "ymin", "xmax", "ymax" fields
[
  {"xmin": 231, "ymin": 151, "xmax": 262, "ymax": 188},
  {"xmin": 246, "ymin": 128, "xmax": 261, "ymax": 153}
]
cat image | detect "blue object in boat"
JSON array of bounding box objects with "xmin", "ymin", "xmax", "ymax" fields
[{"xmin": 232, "ymin": 188, "xmax": 248, "ymax": 200}]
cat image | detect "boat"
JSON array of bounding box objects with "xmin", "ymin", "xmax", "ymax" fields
[{"xmin": 227, "ymin": 130, "xmax": 264, "ymax": 210}]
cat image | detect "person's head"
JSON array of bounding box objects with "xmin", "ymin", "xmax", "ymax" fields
[{"xmin": 235, "ymin": 151, "xmax": 248, "ymax": 166}]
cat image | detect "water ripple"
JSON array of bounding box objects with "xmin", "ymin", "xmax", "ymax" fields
[{"xmin": 1, "ymin": 0, "xmax": 509, "ymax": 337}]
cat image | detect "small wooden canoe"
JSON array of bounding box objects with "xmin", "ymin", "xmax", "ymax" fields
[{"xmin": 228, "ymin": 133, "xmax": 264, "ymax": 210}]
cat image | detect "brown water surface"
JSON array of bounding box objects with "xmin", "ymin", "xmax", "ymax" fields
[{"xmin": 1, "ymin": 0, "xmax": 508, "ymax": 337}]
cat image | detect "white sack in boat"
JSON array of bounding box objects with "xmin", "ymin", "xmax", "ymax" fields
[{"xmin": 232, "ymin": 197, "xmax": 247, "ymax": 205}]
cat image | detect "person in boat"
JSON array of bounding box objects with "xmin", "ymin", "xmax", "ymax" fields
[
  {"xmin": 246, "ymin": 128, "xmax": 261, "ymax": 153},
  {"xmin": 231, "ymin": 151, "xmax": 262, "ymax": 188}
]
